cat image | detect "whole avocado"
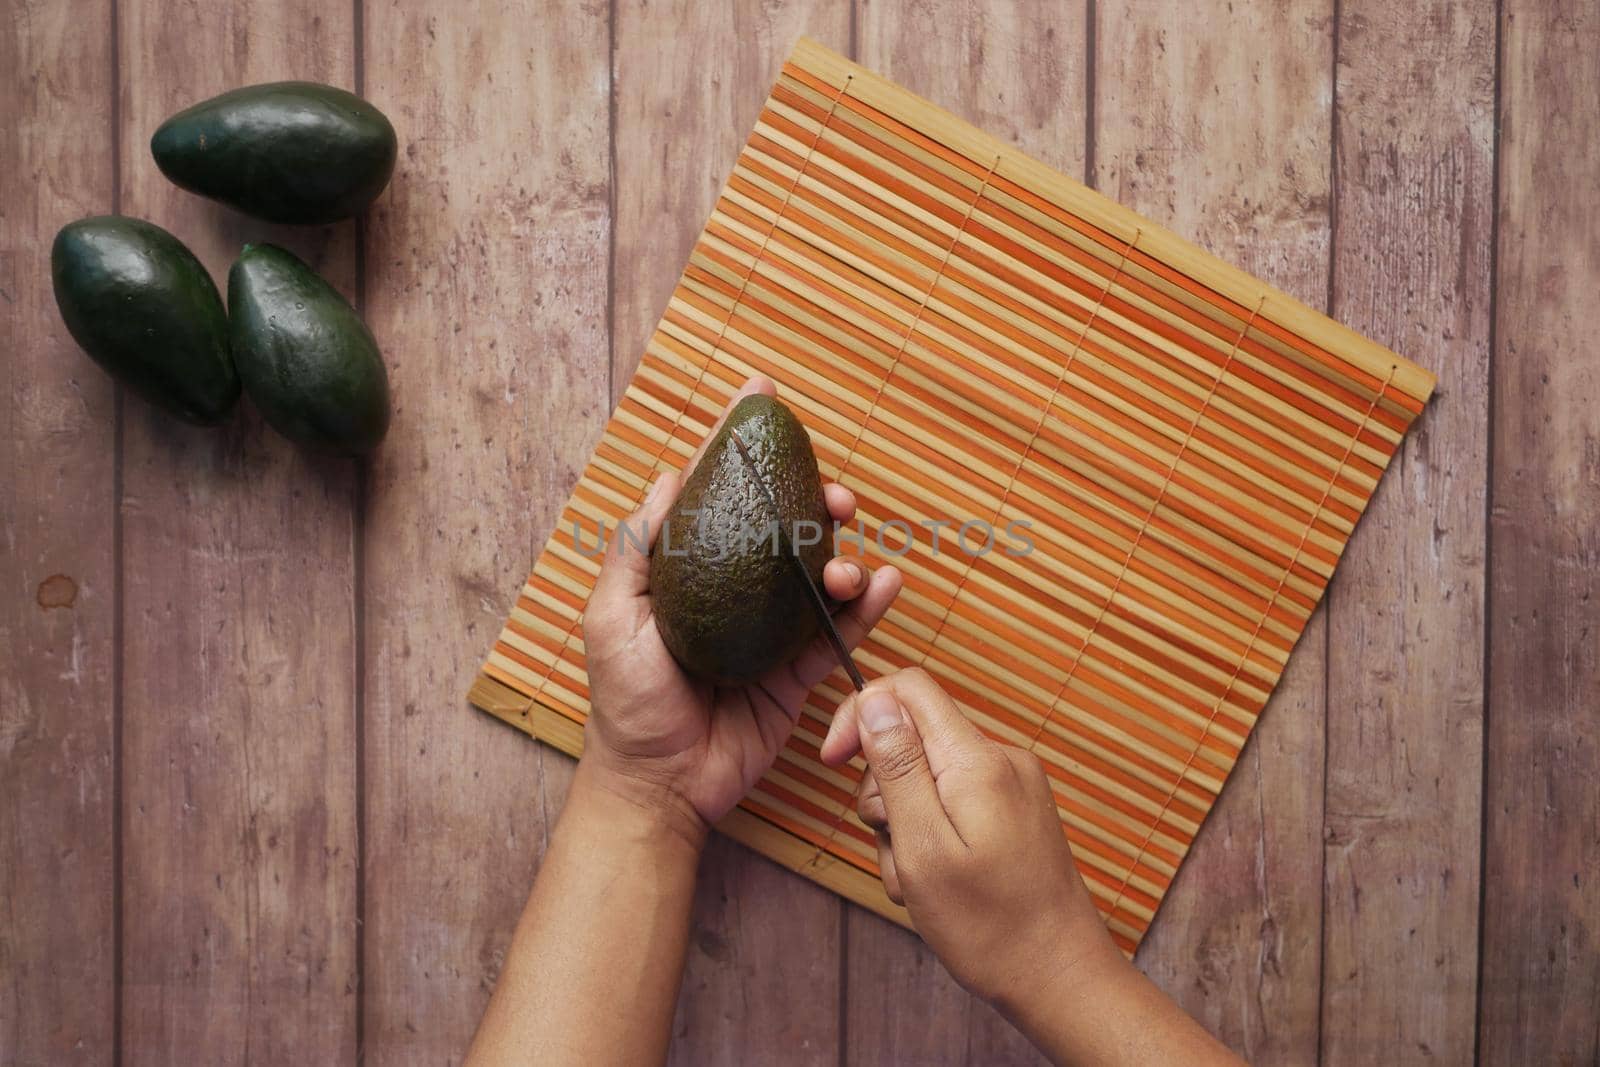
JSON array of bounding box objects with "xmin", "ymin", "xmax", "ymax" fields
[
  {"xmin": 649, "ymin": 394, "xmax": 831, "ymax": 684},
  {"xmin": 151, "ymin": 82, "xmax": 397, "ymax": 224},
  {"xmin": 50, "ymin": 215, "xmax": 238, "ymax": 424},
  {"xmin": 228, "ymin": 243, "xmax": 390, "ymax": 453}
]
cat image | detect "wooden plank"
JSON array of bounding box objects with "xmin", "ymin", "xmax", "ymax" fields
[
  {"xmin": 1095, "ymin": 3, "xmax": 1333, "ymax": 1061},
  {"xmin": 610, "ymin": 6, "xmax": 854, "ymax": 1064},
  {"xmin": 853, "ymin": 0, "xmax": 1088, "ymax": 181},
  {"xmin": 848, "ymin": 3, "xmax": 1086, "ymax": 1061},
  {"xmin": 116, "ymin": 3, "xmax": 360, "ymax": 1061},
  {"xmin": 1321, "ymin": 1, "xmax": 1493, "ymax": 1060},
  {"xmin": 1480, "ymin": 1, "xmax": 1600, "ymax": 1060},
  {"xmin": 0, "ymin": 0, "xmax": 117, "ymax": 1061},
  {"xmin": 359, "ymin": 1, "xmax": 611, "ymax": 1060}
]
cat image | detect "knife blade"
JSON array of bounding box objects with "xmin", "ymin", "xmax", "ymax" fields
[{"xmin": 728, "ymin": 427, "xmax": 867, "ymax": 691}]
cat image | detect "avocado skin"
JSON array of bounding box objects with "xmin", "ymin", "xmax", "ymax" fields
[
  {"xmin": 228, "ymin": 243, "xmax": 390, "ymax": 454},
  {"xmin": 151, "ymin": 82, "xmax": 397, "ymax": 224},
  {"xmin": 51, "ymin": 215, "xmax": 238, "ymax": 424},
  {"xmin": 650, "ymin": 394, "xmax": 831, "ymax": 684}
]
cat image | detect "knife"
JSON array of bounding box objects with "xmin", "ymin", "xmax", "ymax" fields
[{"xmin": 729, "ymin": 427, "xmax": 867, "ymax": 691}]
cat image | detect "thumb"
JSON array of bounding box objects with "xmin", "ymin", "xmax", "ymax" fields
[
  {"xmin": 854, "ymin": 687, "xmax": 957, "ymax": 858},
  {"xmin": 591, "ymin": 470, "xmax": 680, "ymax": 604}
]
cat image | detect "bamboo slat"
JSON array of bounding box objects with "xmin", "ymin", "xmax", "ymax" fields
[{"xmin": 469, "ymin": 39, "xmax": 1435, "ymax": 954}]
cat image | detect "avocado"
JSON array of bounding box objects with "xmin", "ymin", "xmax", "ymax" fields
[
  {"xmin": 227, "ymin": 243, "xmax": 390, "ymax": 453},
  {"xmin": 51, "ymin": 215, "xmax": 238, "ymax": 424},
  {"xmin": 649, "ymin": 394, "xmax": 831, "ymax": 684},
  {"xmin": 151, "ymin": 82, "xmax": 397, "ymax": 224}
]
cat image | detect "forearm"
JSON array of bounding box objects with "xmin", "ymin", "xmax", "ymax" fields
[
  {"xmin": 467, "ymin": 758, "xmax": 706, "ymax": 1066},
  {"xmin": 1001, "ymin": 939, "xmax": 1244, "ymax": 1067}
]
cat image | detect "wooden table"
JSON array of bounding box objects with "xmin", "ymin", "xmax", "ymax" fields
[{"xmin": 5, "ymin": 2, "xmax": 1594, "ymax": 1063}]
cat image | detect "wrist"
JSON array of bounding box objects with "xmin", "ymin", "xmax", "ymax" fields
[
  {"xmin": 571, "ymin": 754, "xmax": 710, "ymax": 857},
  {"xmin": 992, "ymin": 907, "xmax": 1132, "ymax": 1026}
]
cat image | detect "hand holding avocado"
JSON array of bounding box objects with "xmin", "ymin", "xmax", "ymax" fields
[
  {"xmin": 579, "ymin": 377, "xmax": 903, "ymax": 833},
  {"xmin": 51, "ymin": 80, "xmax": 396, "ymax": 452},
  {"xmin": 649, "ymin": 392, "xmax": 834, "ymax": 683}
]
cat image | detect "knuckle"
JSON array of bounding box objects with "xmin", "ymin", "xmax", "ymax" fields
[
  {"xmin": 1013, "ymin": 749, "xmax": 1052, "ymax": 792},
  {"xmin": 869, "ymin": 731, "xmax": 926, "ymax": 783},
  {"xmin": 979, "ymin": 746, "xmax": 1013, "ymax": 780},
  {"xmin": 951, "ymin": 849, "xmax": 985, "ymax": 883},
  {"xmin": 893, "ymin": 842, "xmax": 927, "ymax": 884},
  {"xmin": 960, "ymin": 746, "xmax": 1010, "ymax": 789},
  {"xmin": 1005, "ymin": 744, "xmax": 1040, "ymax": 774},
  {"xmin": 576, "ymin": 607, "xmax": 601, "ymax": 643}
]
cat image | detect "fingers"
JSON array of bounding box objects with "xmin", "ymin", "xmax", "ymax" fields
[
  {"xmin": 856, "ymin": 768, "xmax": 885, "ymax": 830},
  {"xmin": 823, "ymin": 482, "xmax": 856, "ymax": 522},
  {"xmin": 874, "ymin": 830, "xmax": 903, "ymax": 905},
  {"xmin": 857, "ymin": 768, "xmax": 901, "ymax": 902},
  {"xmin": 748, "ymin": 562, "xmax": 899, "ymax": 721},
  {"xmin": 819, "ymin": 703, "xmax": 860, "ymax": 766},
  {"xmin": 589, "ymin": 469, "xmax": 682, "ymax": 606},
  {"xmin": 821, "ymin": 663, "xmax": 979, "ymax": 772},
  {"xmin": 883, "ymin": 668, "xmax": 988, "ymax": 777},
  {"xmin": 787, "ymin": 564, "xmax": 902, "ymax": 696},
  {"xmin": 850, "ymin": 686, "xmax": 960, "ymax": 856},
  {"xmin": 822, "ymin": 556, "xmax": 868, "ymax": 601},
  {"xmin": 682, "ymin": 375, "xmax": 776, "ymax": 477},
  {"xmin": 821, "ymin": 485, "xmax": 860, "ymax": 598}
]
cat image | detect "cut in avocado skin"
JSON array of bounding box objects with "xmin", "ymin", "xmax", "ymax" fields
[
  {"xmin": 650, "ymin": 394, "xmax": 831, "ymax": 684},
  {"xmin": 228, "ymin": 243, "xmax": 390, "ymax": 454},
  {"xmin": 152, "ymin": 82, "xmax": 397, "ymax": 224},
  {"xmin": 51, "ymin": 215, "xmax": 238, "ymax": 425}
]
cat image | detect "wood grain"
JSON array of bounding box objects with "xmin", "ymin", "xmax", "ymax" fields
[
  {"xmin": 116, "ymin": 2, "xmax": 360, "ymax": 1060},
  {"xmin": 611, "ymin": 6, "xmax": 854, "ymax": 1064},
  {"xmin": 359, "ymin": 0, "xmax": 610, "ymax": 1060},
  {"xmin": 1480, "ymin": 1, "xmax": 1600, "ymax": 1061},
  {"xmin": 0, "ymin": 0, "xmax": 117, "ymax": 1061},
  {"xmin": 849, "ymin": 3, "xmax": 1085, "ymax": 1061},
  {"xmin": 9, "ymin": 3, "xmax": 1600, "ymax": 1057},
  {"xmin": 1322, "ymin": 1, "xmax": 1493, "ymax": 1060},
  {"xmin": 1095, "ymin": 3, "xmax": 1333, "ymax": 1060}
]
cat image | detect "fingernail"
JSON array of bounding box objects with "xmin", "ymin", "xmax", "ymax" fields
[
  {"xmin": 841, "ymin": 560, "xmax": 863, "ymax": 588},
  {"xmin": 859, "ymin": 689, "xmax": 902, "ymax": 735}
]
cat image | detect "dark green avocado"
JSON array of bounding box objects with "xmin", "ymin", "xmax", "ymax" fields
[
  {"xmin": 228, "ymin": 243, "xmax": 390, "ymax": 453},
  {"xmin": 50, "ymin": 215, "xmax": 238, "ymax": 424},
  {"xmin": 649, "ymin": 394, "xmax": 831, "ymax": 684},
  {"xmin": 151, "ymin": 82, "xmax": 397, "ymax": 224}
]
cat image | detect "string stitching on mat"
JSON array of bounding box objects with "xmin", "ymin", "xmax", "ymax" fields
[
  {"xmin": 528, "ymin": 75, "xmax": 854, "ymax": 711},
  {"xmin": 831, "ymin": 153, "xmax": 1003, "ymax": 487},
  {"xmin": 1023, "ymin": 296, "xmax": 1266, "ymax": 755},
  {"xmin": 919, "ymin": 229, "xmax": 1140, "ymax": 666},
  {"xmin": 1099, "ymin": 363, "xmax": 1399, "ymax": 934},
  {"xmin": 1018, "ymin": 294, "xmax": 1262, "ymax": 937},
  {"xmin": 798, "ymin": 153, "xmax": 1002, "ymax": 876}
]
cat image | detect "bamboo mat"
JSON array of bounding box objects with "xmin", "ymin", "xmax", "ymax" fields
[{"xmin": 469, "ymin": 38, "xmax": 1435, "ymax": 952}]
